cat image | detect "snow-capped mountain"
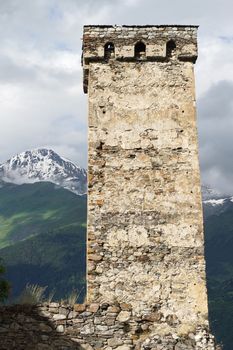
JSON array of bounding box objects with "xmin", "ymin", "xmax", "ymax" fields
[
  {"xmin": 0, "ymin": 149, "xmax": 87, "ymax": 195},
  {"xmin": 201, "ymin": 184, "xmax": 223, "ymax": 201},
  {"xmin": 202, "ymin": 184, "xmax": 233, "ymax": 218}
]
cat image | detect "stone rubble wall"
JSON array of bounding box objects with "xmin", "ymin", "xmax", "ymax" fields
[
  {"xmin": 83, "ymin": 25, "xmax": 214, "ymax": 341},
  {"xmin": 81, "ymin": 24, "xmax": 218, "ymax": 347},
  {"xmin": 0, "ymin": 303, "xmax": 217, "ymax": 350},
  {"xmin": 86, "ymin": 58, "xmax": 209, "ymax": 332}
]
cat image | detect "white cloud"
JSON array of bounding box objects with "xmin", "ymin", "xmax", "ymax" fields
[{"xmin": 196, "ymin": 37, "xmax": 233, "ymax": 97}]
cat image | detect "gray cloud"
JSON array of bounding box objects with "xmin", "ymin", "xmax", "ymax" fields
[{"xmin": 198, "ymin": 81, "xmax": 233, "ymax": 194}]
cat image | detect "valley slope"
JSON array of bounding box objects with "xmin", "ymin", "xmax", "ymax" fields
[
  {"xmin": 0, "ymin": 181, "xmax": 87, "ymax": 301},
  {"xmin": 203, "ymin": 187, "xmax": 233, "ymax": 350}
]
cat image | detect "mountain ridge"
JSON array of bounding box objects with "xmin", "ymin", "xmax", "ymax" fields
[{"xmin": 0, "ymin": 148, "xmax": 87, "ymax": 195}]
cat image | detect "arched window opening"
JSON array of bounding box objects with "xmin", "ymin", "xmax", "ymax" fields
[
  {"xmin": 135, "ymin": 41, "xmax": 146, "ymax": 59},
  {"xmin": 166, "ymin": 40, "xmax": 176, "ymax": 59},
  {"xmin": 104, "ymin": 42, "xmax": 115, "ymax": 59}
]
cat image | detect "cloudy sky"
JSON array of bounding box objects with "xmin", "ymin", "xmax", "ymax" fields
[{"xmin": 0, "ymin": 0, "xmax": 233, "ymax": 193}]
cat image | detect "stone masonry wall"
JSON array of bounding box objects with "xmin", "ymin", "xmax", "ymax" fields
[
  {"xmin": 0, "ymin": 303, "xmax": 217, "ymax": 349},
  {"xmin": 83, "ymin": 25, "xmax": 212, "ymax": 341}
]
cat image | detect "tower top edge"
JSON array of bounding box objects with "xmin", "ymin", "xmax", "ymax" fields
[
  {"xmin": 83, "ymin": 25, "xmax": 199, "ymax": 29},
  {"xmin": 82, "ymin": 24, "xmax": 198, "ymax": 93}
]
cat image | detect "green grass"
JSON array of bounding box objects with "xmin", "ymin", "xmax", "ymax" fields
[
  {"xmin": 42, "ymin": 209, "xmax": 59, "ymax": 220},
  {"xmin": 0, "ymin": 213, "xmax": 35, "ymax": 248},
  {"xmin": 0, "ymin": 181, "xmax": 87, "ymax": 248}
]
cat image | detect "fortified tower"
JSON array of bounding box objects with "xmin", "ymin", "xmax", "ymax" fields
[{"xmin": 83, "ymin": 25, "xmax": 216, "ymax": 348}]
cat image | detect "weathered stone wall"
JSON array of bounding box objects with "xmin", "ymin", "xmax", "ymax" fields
[
  {"xmin": 82, "ymin": 25, "xmax": 198, "ymax": 93},
  {"xmin": 83, "ymin": 25, "xmax": 211, "ymax": 340},
  {"xmin": 0, "ymin": 303, "xmax": 217, "ymax": 349}
]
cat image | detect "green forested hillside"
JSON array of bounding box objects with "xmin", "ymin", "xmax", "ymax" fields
[
  {"xmin": 1, "ymin": 228, "xmax": 86, "ymax": 301},
  {"xmin": 0, "ymin": 181, "xmax": 86, "ymax": 302},
  {"xmin": 0, "ymin": 181, "xmax": 86, "ymax": 248},
  {"xmin": 204, "ymin": 203, "xmax": 233, "ymax": 350}
]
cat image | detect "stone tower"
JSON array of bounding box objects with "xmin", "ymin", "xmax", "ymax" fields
[{"xmin": 83, "ymin": 25, "xmax": 216, "ymax": 348}]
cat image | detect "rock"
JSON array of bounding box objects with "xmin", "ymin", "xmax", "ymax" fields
[
  {"xmin": 89, "ymin": 254, "xmax": 102, "ymax": 261},
  {"xmin": 107, "ymin": 305, "xmax": 120, "ymax": 313},
  {"xmin": 96, "ymin": 199, "xmax": 104, "ymax": 206},
  {"xmin": 117, "ymin": 311, "xmax": 131, "ymax": 322},
  {"xmin": 73, "ymin": 318, "xmax": 84, "ymax": 323},
  {"xmin": 38, "ymin": 323, "xmax": 53, "ymax": 333},
  {"xmin": 53, "ymin": 314, "xmax": 66, "ymax": 321},
  {"xmin": 141, "ymin": 323, "xmax": 149, "ymax": 331},
  {"xmin": 41, "ymin": 335, "xmax": 49, "ymax": 341},
  {"xmin": 115, "ymin": 346, "xmax": 131, "ymax": 350},
  {"xmin": 10, "ymin": 322, "xmax": 20, "ymax": 330},
  {"xmin": 80, "ymin": 324, "xmax": 95, "ymax": 335},
  {"xmin": 94, "ymin": 316, "xmax": 102, "ymax": 325},
  {"xmin": 68, "ymin": 311, "xmax": 78, "ymax": 319},
  {"xmin": 108, "ymin": 337, "xmax": 124, "ymax": 347},
  {"xmin": 81, "ymin": 344, "xmax": 94, "ymax": 350},
  {"xmin": 120, "ymin": 303, "xmax": 132, "ymax": 311},
  {"xmin": 142, "ymin": 312, "xmax": 162, "ymax": 322},
  {"xmin": 38, "ymin": 310, "xmax": 51, "ymax": 318},
  {"xmin": 96, "ymin": 325, "xmax": 108, "ymax": 332},
  {"xmin": 59, "ymin": 307, "xmax": 69, "ymax": 316},
  {"xmin": 80, "ymin": 311, "xmax": 93, "ymax": 318},
  {"xmin": 74, "ymin": 304, "xmax": 86, "ymax": 312},
  {"xmin": 94, "ymin": 340, "xmax": 105, "ymax": 348},
  {"xmin": 88, "ymin": 261, "xmax": 96, "ymax": 272},
  {"xmin": 56, "ymin": 325, "xmax": 64, "ymax": 333},
  {"xmin": 87, "ymin": 303, "xmax": 99, "ymax": 313},
  {"xmin": 105, "ymin": 317, "xmax": 115, "ymax": 326},
  {"xmin": 49, "ymin": 302, "xmax": 59, "ymax": 308}
]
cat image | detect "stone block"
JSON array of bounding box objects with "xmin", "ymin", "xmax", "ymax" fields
[
  {"xmin": 56, "ymin": 325, "xmax": 64, "ymax": 333},
  {"xmin": 53, "ymin": 314, "xmax": 66, "ymax": 321},
  {"xmin": 87, "ymin": 303, "xmax": 100, "ymax": 313},
  {"xmin": 116, "ymin": 311, "xmax": 131, "ymax": 322},
  {"xmin": 74, "ymin": 304, "xmax": 86, "ymax": 312},
  {"xmin": 108, "ymin": 337, "xmax": 124, "ymax": 347}
]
